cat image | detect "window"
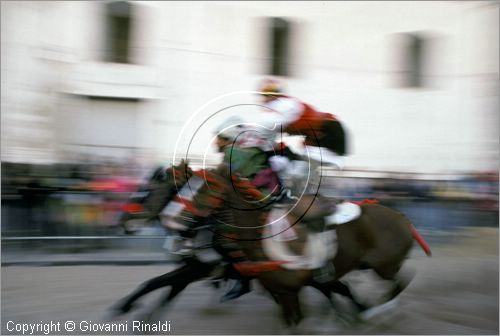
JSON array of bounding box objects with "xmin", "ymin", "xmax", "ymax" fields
[
  {"xmin": 401, "ymin": 33, "xmax": 425, "ymax": 87},
  {"xmin": 105, "ymin": 1, "xmax": 132, "ymax": 63},
  {"xmin": 269, "ymin": 17, "xmax": 291, "ymax": 76}
]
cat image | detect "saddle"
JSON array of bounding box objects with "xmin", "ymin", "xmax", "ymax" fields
[
  {"xmin": 261, "ymin": 196, "xmax": 361, "ymax": 270},
  {"xmin": 287, "ymin": 194, "xmax": 361, "ymax": 231}
]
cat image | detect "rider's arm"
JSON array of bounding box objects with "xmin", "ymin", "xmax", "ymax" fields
[
  {"xmin": 264, "ymin": 97, "xmax": 303, "ymax": 128},
  {"xmin": 249, "ymin": 97, "xmax": 303, "ymax": 133}
]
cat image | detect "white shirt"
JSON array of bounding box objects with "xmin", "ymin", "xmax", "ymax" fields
[
  {"xmin": 215, "ymin": 96, "xmax": 302, "ymax": 153},
  {"xmin": 260, "ymin": 97, "xmax": 303, "ymax": 130},
  {"xmin": 236, "ymin": 97, "xmax": 303, "ymax": 151}
]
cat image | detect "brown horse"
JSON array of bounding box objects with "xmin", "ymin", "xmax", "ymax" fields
[
  {"xmin": 159, "ymin": 164, "xmax": 431, "ymax": 329},
  {"xmin": 112, "ymin": 161, "xmax": 430, "ymax": 330},
  {"xmin": 111, "ymin": 162, "xmax": 368, "ymax": 326}
]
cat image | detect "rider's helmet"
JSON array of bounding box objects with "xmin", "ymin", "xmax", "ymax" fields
[
  {"xmin": 258, "ymin": 78, "xmax": 283, "ymax": 96},
  {"xmin": 214, "ymin": 116, "xmax": 245, "ymax": 141}
]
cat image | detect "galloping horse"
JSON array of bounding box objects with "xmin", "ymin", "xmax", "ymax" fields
[
  {"xmin": 113, "ymin": 161, "xmax": 367, "ymax": 320},
  {"xmin": 112, "ymin": 161, "xmax": 431, "ymax": 330},
  {"xmin": 116, "ymin": 163, "xmax": 194, "ymax": 234}
]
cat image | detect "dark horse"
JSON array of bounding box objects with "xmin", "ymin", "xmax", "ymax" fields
[
  {"xmin": 112, "ymin": 161, "xmax": 431, "ymax": 331},
  {"xmin": 116, "ymin": 164, "xmax": 179, "ymax": 234}
]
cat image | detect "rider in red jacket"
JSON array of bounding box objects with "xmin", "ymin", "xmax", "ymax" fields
[{"xmin": 255, "ymin": 78, "xmax": 348, "ymax": 196}]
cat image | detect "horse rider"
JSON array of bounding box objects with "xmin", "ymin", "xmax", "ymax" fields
[
  {"xmin": 214, "ymin": 116, "xmax": 280, "ymax": 197},
  {"xmin": 250, "ymin": 79, "xmax": 350, "ymax": 283},
  {"xmin": 212, "ymin": 116, "xmax": 281, "ymax": 302},
  {"xmin": 253, "ymin": 78, "xmax": 348, "ymax": 198}
]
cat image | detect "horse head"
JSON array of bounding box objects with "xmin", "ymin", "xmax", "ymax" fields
[{"xmin": 118, "ymin": 160, "xmax": 194, "ymax": 234}]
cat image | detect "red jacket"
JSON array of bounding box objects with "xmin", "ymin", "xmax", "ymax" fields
[{"xmin": 282, "ymin": 97, "xmax": 338, "ymax": 147}]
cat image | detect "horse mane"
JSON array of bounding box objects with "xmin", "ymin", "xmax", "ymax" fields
[{"xmin": 140, "ymin": 160, "xmax": 194, "ymax": 219}]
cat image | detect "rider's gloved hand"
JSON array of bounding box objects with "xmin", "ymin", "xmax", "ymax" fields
[{"xmin": 269, "ymin": 155, "xmax": 290, "ymax": 172}]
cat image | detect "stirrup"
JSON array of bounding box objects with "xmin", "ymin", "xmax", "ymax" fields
[
  {"xmin": 313, "ymin": 263, "xmax": 336, "ymax": 284},
  {"xmin": 220, "ymin": 279, "xmax": 251, "ymax": 302},
  {"xmin": 284, "ymin": 189, "xmax": 299, "ymax": 200},
  {"xmin": 209, "ymin": 264, "xmax": 226, "ymax": 280},
  {"xmin": 275, "ymin": 188, "xmax": 299, "ymax": 202},
  {"xmin": 172, "ymin": 248, "xmax": 193, "ymax": 256}
]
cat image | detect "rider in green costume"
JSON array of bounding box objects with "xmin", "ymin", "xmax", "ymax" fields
[{"xmin": 212, "ymin": 116, "xmax": 280, "ymax": 301}]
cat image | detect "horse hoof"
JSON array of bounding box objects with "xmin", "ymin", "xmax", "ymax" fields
[
  {"xmin": 359, "ymin": 297, "xmax": 399, "ymax": 321},
  {"xmin": 108, "ymin": 301, "xmax": 139, "ymax": 319},
  {"xmin": 280, "ymin": 326, "xmax": 302, "ymax": 335},
  {"xmin": 334, "ymin": 312, "xmax": 357, "ymax": 327},
  {"xmin": 105, "ymin": 307, "xmax": 129, "ymax": 321}
]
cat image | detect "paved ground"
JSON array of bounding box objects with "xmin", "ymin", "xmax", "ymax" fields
[{"xmin": 2, "ymin": 227, "xmax": 498, "ymax": 335}]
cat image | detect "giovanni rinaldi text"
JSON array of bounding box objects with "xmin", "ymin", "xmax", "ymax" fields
[{"xmin": 5, "ymin": 320, "xmax": 172, "ymax": 334}]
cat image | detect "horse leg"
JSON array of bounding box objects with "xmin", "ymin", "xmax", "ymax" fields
[
  {"xmin": 112, "ymin": 259, "xmax": 214, "ymax": 316},
  {"xmin": 258, "ymin": 279, "xmax": 303, "ymax": 331},
  {"xmin": 360, "ymin": 263, "xmax": 414, "ymax": 321},
  {"xmin": 139, "ymin": 281, "xmax": 190, "ymax": 323},
  {"xmin": 309, "ymin": 280, "xmax": 335, "ymax": 310},
  {"xmin": 276, "ymin": 291, "xmax": 303, "ymax": 332},
  {"xmin": 112, "ymin": 265, "xmax": 191, "ymax": 314},
  {"xmin": 310, "ymin": 279, "xmax": 368, "ymax": 313},
  {"xmin": 375, "ymin": 263, "xmax": 414, "ymax": 302}
]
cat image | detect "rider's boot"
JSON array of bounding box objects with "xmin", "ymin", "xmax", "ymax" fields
[
  {"xmin": 209, "ymin": 262, "xmax": 227, "ymax": 279},
  {"xmin": 209, "ymin": 262, "xmax": 227, "ymax": 289},
  {"xmin": 220, "ymin": 278, "xmax": 251, "ymax": 302}
]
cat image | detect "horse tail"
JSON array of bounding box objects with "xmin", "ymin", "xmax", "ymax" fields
[
  {"xmin": 352, "ymin": 199, "xmax": 379, "ymax": 205},
  {"xmin": 408, "ymin": 224, "xmax": 432, "ymax": 257},
  {"xmin": 354, "ymin": 199, "xmax": 432, "ymax": 257}
]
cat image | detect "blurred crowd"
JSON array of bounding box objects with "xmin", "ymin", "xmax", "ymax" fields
[
  {"xmin": 1, "ymin": 158, "xmax": 145, "ymax": 237},
  {"xmin": 1, "ymin": 159, "xmax": 498, "ymax": 238},
  {"xmin": 335, "ymin": 172, "xmax": 499, "ymax": 206}
]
